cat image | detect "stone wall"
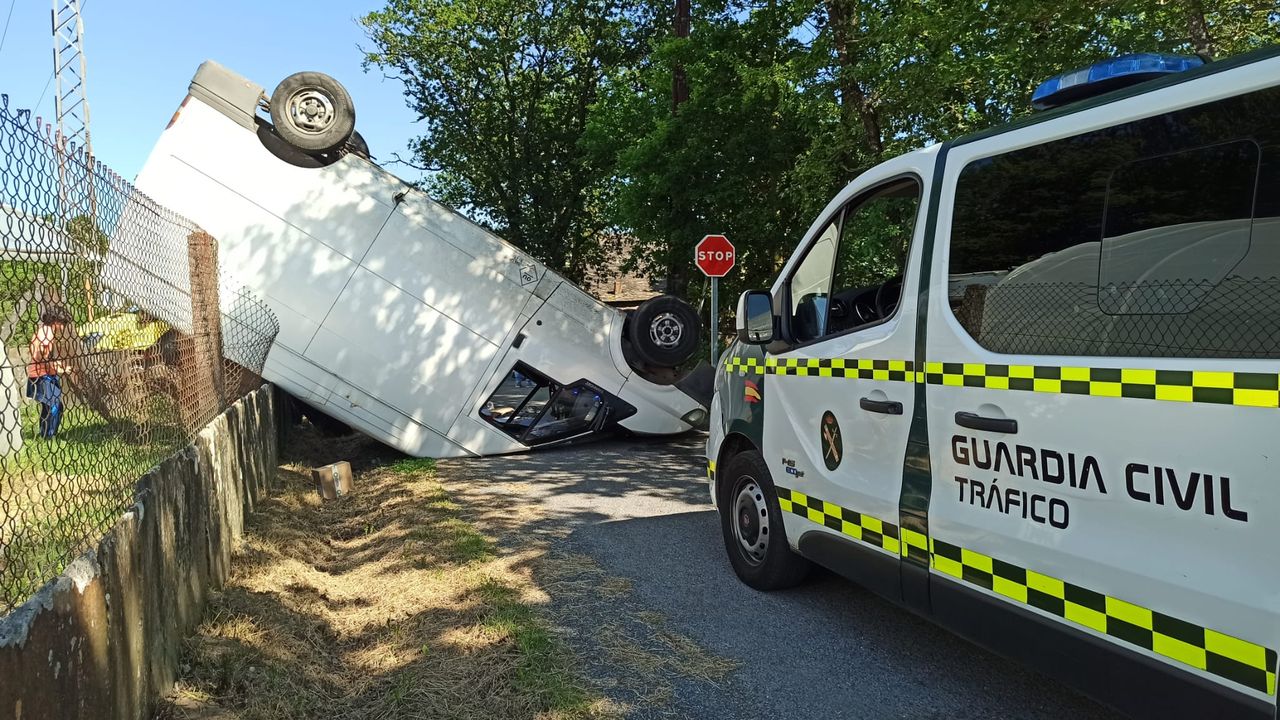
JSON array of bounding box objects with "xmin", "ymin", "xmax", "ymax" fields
[{"xmin": 0, "ymin": 384, "xmax": 279, "ymax": 720}]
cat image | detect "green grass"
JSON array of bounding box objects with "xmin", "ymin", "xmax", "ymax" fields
[
  {"xmin": 410, "ymin": 515, "xmax": 495, "ymax": 564},
  {"xmin": 475, "ymin": 577, "xmax": 596, "ymax": 717},
  {"xmin": 390, "ymin": 457, "xmax": 437, "ymax": 475},
  {"xmin": 393, "ymin": 456, "xmax": 498, "ymax": 564},
  {"xmin": 407, "ymin": 484, "xmax": 495, "ymax": 566},
  {"xmin": 0, "ymin": 501, "xmax": 123, "ymax": 606},
  {"xmin": 0, "ymin": 398, "xmax": 188, "ymax": 609},
  {"xmin": 7, "ymin": 400, "xmax": 181, "ymax": 475},
  {"xmin": 392, "ymin": 452, "xmax": 595, "ymax": 716}
]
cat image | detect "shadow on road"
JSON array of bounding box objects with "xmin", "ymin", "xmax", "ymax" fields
[{"xmin": 439, "ymin": 435, "xmax": 1121, "ymax": 720}]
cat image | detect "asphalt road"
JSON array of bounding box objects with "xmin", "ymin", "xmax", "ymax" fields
[{"xmin": 440, "ymin": 434, "xmax": 1121, "ymax": 720}]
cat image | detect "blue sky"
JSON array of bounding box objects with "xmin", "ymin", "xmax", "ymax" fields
[{"xmin": 0, "ymin": 0, "xmax": 421, "ymax": 182}]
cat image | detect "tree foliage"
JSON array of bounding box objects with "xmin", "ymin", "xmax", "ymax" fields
[
  {"xmin": 361, "ymin": 0, "xmax": 650, "ymax": 282},
  {"xmin": 364, "ymin": 0, "xmax": 1280, "ymax": 318}
]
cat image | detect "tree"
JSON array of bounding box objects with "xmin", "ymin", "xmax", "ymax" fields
[
  {"xmin": 585, "ymin": 0, "xmax": 1278, "ymax": 353},
  {"xmin": 589, "ymin": 0, "xmax": 820, "ymax": 302},
  {"xmin": 361, "ymin": 0, "xmax": 649, "ymax": 283},
  {"xmin": 364, "ymin": 0, "xmax": 1278, "ymax": 336},
  {"xmin": 65, "ymin": 214, "xmax": 109, "ymax": 259}
]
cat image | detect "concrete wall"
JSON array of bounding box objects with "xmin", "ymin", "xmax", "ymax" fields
[{"xmin": 0, "ymin": 384, "xmax": 279, "ymax": 720}]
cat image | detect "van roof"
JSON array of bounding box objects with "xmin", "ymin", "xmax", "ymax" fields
[{"xmin": 949, "ymin": 43, "xmax": 1280, "ymax": 150}]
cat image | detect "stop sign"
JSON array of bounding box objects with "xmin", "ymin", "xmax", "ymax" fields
[{"xmin": 695, "ymin": 234, "xmax": 735, "ymax": 277}]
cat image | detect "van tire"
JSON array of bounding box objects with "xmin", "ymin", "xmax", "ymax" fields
[
  {"xmin": 719, "ymin": 450, "xmax": 811, "ymax": 590},
  {"xmin": 628, "ymin": 295, "xmax": 700, "ymax": 368},
  {"xmin": 269, "ymin": 72, "xmax": 356, "ymax": 154}
]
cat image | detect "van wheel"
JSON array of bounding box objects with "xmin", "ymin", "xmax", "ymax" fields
[
  {"xmin": 628, "ymin": 295, "xmax": 700, "ymax": 368},
  {"xmin": 719, "ymin": 450, "xmax": 811, "ymax": 590},
  {"xmin": 269, "ymin": 71, "xmax": 356, "ymax": 154}
]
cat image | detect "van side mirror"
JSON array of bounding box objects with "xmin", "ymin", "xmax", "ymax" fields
[{"xmin": 736, "ymin": 290, "xmax": 775, "ymax": 344}]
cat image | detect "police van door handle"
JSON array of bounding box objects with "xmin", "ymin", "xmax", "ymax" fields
[
  {"xmin": 955, "ymin": 411, "xmax": 1018, "ymax": 434},
  {"xmin": 859, "ymin": 397, "xmax": 903, "ymax": 415}
]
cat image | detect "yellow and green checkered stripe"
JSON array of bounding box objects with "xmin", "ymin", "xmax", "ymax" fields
[
  {"xmin": 777, "ymin": 488, "xmax": 1277, "ymax": 695},
  {"xmin": 776, "ymin": 487, "xmax": 902, "ymax": 557},
  {"xmin": 723, "ymin": 355, "xmax": 1280, "ymax": 409},
  {"xmin": 930, "ymin": 538, "xmax": 1277, "ymax": 696},
  {"xmin": 900, "ymin": 527, "xmax": 930, "ymax": 564},
  {"xmin": 922, "ymin": 362, "xmax": 1280, "ymax": 408},
  {"xmin": 725, "ymin": 356, "xmax": 915, "ymax": 381}
]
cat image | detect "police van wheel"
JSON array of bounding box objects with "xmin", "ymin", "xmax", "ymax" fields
[
  {"xmin": 629, "ymin": 295, "xmax": 700, "ymax": 368},
  {"xmin": 719, "ymin": 450, "xmax": 811, "ymax": 590},
  {"xmin": 269, "ymin": 71, "xmax": 356, "ymax": 154}
]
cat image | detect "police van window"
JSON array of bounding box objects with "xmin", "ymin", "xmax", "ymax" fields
[
  {"xmin": 827, "ymin": 179, "xmax": 919, "ymax": 336},
  {"xmin": 948, "ymin": 83, "xmax": 1280, "ymax": 359},
  {"xmin": 787, "ymin": 179, "xmax": 921, "ymax": 344},
  {"xmin": 1099, "ymin": 142, "xmax": 1258, "ymax": 315},
  {"xmin": 789, "ymin": 220, "xmax": 839, "ymax": 343}
]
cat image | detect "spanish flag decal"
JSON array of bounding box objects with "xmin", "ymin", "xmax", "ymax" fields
[{"xmin": 744, "ymin": 380, "xmax": 762, "ymax": 404}]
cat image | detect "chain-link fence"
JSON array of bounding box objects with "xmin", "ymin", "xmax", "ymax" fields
[{"xmin": 0, "ymin": 95, "xmax": 279, "ymax": 613}]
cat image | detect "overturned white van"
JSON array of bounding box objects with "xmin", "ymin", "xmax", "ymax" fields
[{"xmin": 135, "ymin": 61, "xmax": 710, "ymax": 458}]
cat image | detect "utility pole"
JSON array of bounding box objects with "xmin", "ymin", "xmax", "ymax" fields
[{"xmin": 52, "ymin": 0, "xmax": 96, "ymax": 319}]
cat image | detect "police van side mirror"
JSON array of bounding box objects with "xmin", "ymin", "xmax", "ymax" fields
[{"xmin": 736, "ymin": 290, "xmax": 775, "ymax": 345}]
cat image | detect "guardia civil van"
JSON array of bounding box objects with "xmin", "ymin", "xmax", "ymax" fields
[
  {"xmin": 134, "ymin": 61, "xmax": 709, "ymax": 458},
  {"xmin": 707, "ymin": 49, "xmax": 1280, "ymax": 718}
]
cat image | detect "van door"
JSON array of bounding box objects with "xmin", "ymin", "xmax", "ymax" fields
[
  {"xmin": 923, "ymin": 75, "xmax": 1280, "ymax": 712},
  {"xmin": 761, "ymin": 156, "xmax": 932, "ymax": 598}
]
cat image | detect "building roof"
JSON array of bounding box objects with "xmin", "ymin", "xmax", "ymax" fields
[{"xmin": 583, "ymin": 235, "xmax": 664, "ymax": 307}]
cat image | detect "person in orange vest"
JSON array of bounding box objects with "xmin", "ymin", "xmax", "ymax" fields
[{"xmin": 27, "ymin": 307, "xmax": 73, "ymax": 439}]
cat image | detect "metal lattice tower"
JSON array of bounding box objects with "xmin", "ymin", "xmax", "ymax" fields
[
  {"xmin": 52, "ymin": 0, "xmax": 98, "ymax": 319},
  {"xmin": 52, "ymin": 0, "xmax": 91, "ymax": 156}
]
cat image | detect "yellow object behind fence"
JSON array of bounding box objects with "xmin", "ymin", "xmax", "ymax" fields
[{"xmin": 78, "ymin": 312, "xmax": 170, "ymax": 351}]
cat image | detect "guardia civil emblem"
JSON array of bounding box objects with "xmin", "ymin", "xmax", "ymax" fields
[{"xmin": 821, "ymin": 411, "xmax": 842, "ymax": 471}]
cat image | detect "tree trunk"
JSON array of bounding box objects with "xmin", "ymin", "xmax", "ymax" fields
[
  {"xmin": 665, "ymin": 0, "xmax": 693, "ymax": 296},
  {"xmin": 1183, "ymin": 0, "xmax": 1216, "ymax": 59},
  {"xmin": 673, "ymin": 0, "xmax": 690, "ymax": 111},
  {"xmin": 827, "ymin": 0, "xmax": 884, "ymax": 159}
]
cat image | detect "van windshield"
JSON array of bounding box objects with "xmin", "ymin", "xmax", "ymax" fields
[{"xmin": 480, "ymin": 365, "xmax": 605, "ymax": 445}]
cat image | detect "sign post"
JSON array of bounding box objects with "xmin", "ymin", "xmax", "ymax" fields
[
  {"xmin": 711, "ymin": 276, "xmax": 718, "ymax": 364},
  {"xmin": 694, "ymin": 234, "xmax": 736, "ymax": 365}
]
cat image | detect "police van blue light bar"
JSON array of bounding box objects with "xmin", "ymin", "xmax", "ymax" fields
[{"xmin": 1032, "ymin": 53, "xmax": 1205, "ymax": 111}]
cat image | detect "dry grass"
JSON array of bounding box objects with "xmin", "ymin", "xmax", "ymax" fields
[
  {"xmin": 157, "ymin": 427, "xmax": 736, "ymax": 719},
  {"xmin": 156, "ymin": 430, "xmax": 618, "ymax": 720}
]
